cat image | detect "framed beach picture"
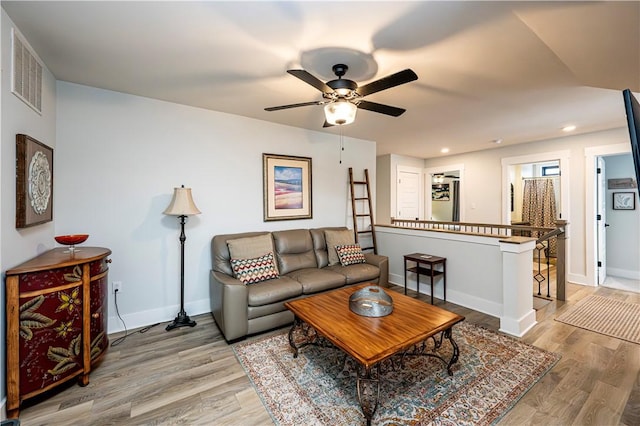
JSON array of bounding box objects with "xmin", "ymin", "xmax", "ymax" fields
[
  {"xmin": 432, "ymin": 184, "xmax": 450, "ymax": 201},
  {"xmin": 263, "ymin": 153, "xmax": 312, "ymax": 221},
  {"xmin": 16, "ymin": 134, "xmax": 53, "ymax": 228}
]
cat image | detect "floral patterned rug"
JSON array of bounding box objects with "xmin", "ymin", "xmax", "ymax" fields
[{"xmin": 233, "ymin": 323, "xmax": 560, "ymax": 426}]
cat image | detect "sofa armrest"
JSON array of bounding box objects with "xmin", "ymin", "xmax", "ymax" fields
[
  {"xmin": 210, "ymin": 270, "xmax": 248, "ymax": 341},
  {"xmin": 364, "ymin": 253, "xmax": 389, "ymax": 287}
]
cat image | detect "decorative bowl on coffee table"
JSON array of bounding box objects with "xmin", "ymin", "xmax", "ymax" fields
[
  {"xmin": 349, "ymin": 285, "xmax": 393, "ymax": 317},
  {"xmin": 55, "ymin": 234, "xmax": 89, "ymax": 254}
]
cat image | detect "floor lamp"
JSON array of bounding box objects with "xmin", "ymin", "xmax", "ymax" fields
[{"xmin": 164, "ymin": 185, "xmax": 201, "ymax": 331}]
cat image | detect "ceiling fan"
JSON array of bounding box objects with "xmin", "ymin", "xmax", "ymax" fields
[{"xmin": 265, "ymin": 64, "xmax": 418, "ymax": 126}]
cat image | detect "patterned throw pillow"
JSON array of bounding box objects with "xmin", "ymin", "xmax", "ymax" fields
[
  {"xmin": 325, "ymin": 229, "xmax": 355, "ymax": 265},
  {"xmin": 230, "ymin": 252, "xmax": 279, "ymax": 285},
  {"xmin": 335, "ymin": 244, "xmax": 366, "ymax": 266}
]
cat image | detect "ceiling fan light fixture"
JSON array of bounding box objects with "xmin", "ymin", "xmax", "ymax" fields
[{"xmin": 324, "ymin": 101, "xmax": 357, "ymax": 125}]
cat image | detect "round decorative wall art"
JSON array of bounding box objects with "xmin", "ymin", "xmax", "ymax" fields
[{"xmin": 28, "ymin": 150, "xmax": 52, "ymax": 214}]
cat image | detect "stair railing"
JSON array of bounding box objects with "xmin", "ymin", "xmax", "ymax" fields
[{"xmin": 389, "ymin": 218, "xmax": 567, "ymax": 300}]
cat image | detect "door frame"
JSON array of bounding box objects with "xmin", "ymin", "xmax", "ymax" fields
[
  {"xmin": 596, "ymin": 156, "xmax": 607, "ymax": 285},
  {"xmin": 585, "ymin": 143, "xmax": 631, "ymax": 286}
]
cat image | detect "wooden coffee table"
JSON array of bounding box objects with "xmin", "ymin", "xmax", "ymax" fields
[{"xmin": 284, "ymin": 284, "xmax": 465, "ymax": 425}]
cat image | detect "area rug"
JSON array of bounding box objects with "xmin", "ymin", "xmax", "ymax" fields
[
  {"xmin": 555, "ymin": 295, "xmax": 640, "ymax": 344},
  {"xmin": 233, "ymin": 323, "xmax": 560, "ymax": 425}
]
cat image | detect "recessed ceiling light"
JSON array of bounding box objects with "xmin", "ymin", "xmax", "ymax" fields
[
  {"xmin": 562, "ymin": 125, "xmax": 576, "ymax": 132},
  {"xmin": 441, "ymin": 148, "xmax": 450, "ymax": 154},
  {"xmin": 493, "ymin": 138, "xmax": 503, "ymax": 144}
]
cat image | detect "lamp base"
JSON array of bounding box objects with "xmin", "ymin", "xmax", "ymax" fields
[{"xmin": 166, "ymin": 310, "xmax": 197, "ymax": 331}]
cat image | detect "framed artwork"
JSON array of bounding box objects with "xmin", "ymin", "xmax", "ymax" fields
[
  {"xmin": 613, "ymin": 192, "xmax": 635, "ymax": 210},
  {"xmin": 432, "ymin": 184, "xmax": 450, "ymax": 201},
  {"xmin": 263, "ymin": 153, "xmax": 312, "ymax": 221},
  {"xmin": 16, "ymin": 134, "xmax": 53, "ymax": 228}
]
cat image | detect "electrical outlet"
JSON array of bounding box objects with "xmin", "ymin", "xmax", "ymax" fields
[{"xmin": 113, "ymin": 281, "xmax": 122, "ymax": 293}]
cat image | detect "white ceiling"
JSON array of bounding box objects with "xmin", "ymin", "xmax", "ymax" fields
[{"xmin": 3, "ymin": 1, "xmax": 639, "ymax": 158}]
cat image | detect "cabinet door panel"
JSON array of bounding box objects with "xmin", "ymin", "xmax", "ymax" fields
[
  {"xmin": 90, "ymin": 274, "xmax": 109, "ymax": 362},
  {"xmin": 18, "ymin": 283, "xmax": 84, "ymax": 396}
]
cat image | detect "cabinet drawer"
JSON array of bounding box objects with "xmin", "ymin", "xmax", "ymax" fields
[
  {"xmin": 18, "ymin": 264, "xmax": 83, "ymax": 292},
  {"xmin": 90, "ymin": 257, "xmax": 110, "ymax": 275}
]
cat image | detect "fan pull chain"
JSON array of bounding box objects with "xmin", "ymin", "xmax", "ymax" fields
[{"xmin": 339, "ymin": 129, "xmax": 345, "ymax": 164}]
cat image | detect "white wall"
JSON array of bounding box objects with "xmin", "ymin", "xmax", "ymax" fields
[
  {"xmin": 1, "ymin": 11, "xmax": 57, "ymax": 415},
  {"xmin": 55, "ymin": 81, "xmax": 377, "ymax": 333},
  {"xmin": 376, "ymin": 154, "xmax": 391, "ymax": 224},
  {"xmin": 422, "ymin": 128, "xmax": 631, "ymax": 284},
  {"xmin": 377, "ymin": 127, "xmax": 631, "ymax": 285},
  {"xmin": 605, "ymin": 154, "xmax": 640, "ymax": 278}
]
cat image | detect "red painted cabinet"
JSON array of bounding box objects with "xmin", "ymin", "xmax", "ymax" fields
[{"xmin": 5, "ymin": 247, "xmax": 111, "ymax": 418}]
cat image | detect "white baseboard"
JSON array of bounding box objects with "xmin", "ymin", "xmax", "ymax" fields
[
  {"xmin": 500, "ymin": 309, "xmax": 537, "ymax": 337},
  {"xmin": 107, "ymin": 298, "xmax": 211, "ymax": 334},
  {"xmin": 388, "ymin": 275, "xmax": 502, "ymax": 318},
  {"xmin": 567, "ymin": 272, "xmax": 590, "ymax": 286},
  {"xmin": 607, "ymin": 267, "xmax": 640, "ymax": 280}
]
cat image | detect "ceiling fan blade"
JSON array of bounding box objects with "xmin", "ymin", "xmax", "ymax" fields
[
  {"xmin": 264, "ymin": 101, "xmax": 322, "ymax": 111},
  {"xmin": 357, "ymin": 100, "xmax": 406, "ymax": 117},
  {"xmin": 356, "ymin": 69, "xmax": 418, "ymax": 97},
  {"xmin": 287, "ymin": 69, "xmax": 334, "ymax": 93}
]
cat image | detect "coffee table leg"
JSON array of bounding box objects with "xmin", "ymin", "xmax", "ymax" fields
[
  {"xmin": 287, "ymin": 317, "xmax": 302, "ymax": 358},
  {"xmin": 443, "ymin": 328, "xmax": 460, "ymax": 376},
  {"xmin": 356, "ymin": 364, "xmax": 380, "ymax": 426},
  {"xmin": 399, "ymin": 327, "xmax": 461, "ymax": 376}
]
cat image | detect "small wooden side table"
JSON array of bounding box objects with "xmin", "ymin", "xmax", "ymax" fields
[{"xmin": 404, "ymin": 253, "xmax": 447, "ymax": 304}]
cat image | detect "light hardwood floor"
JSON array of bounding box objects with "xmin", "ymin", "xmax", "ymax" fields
[{"xmin": 14, "ymin": 282, "xmax": 640, "ymax": 425}]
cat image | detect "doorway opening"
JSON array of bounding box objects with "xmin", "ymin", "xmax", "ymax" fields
[
  {"xmin": 425, "ymin": 164, "xmax": 464, "ymax": 222},
  {"xmin": 596, "ymin": 153, "xmax": 640, "ymax": 293},
  {"xmin": 509, "ymin": 160, "xmax": 561, "ymax": 228}
]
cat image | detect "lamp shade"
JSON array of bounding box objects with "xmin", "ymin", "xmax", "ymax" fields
[
  {"xmin": 163, "ymin": 186, "xmax": 201, "ymax": 216},
  {"xmin": 324, "ymin": 101, "xmax": 357, "ymax": 125}
]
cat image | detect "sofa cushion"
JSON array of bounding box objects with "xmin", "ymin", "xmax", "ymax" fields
[
  {"xmin": 310, "ymin": 227, "xmax": 347, "ymax": 268},
  {"xmin": 227, "ymin": 234, "xmax": 279, "ymax": 272},
  {"xmin": 272, "ymin": 229, "xmax": 317, "ymax": 275},
  {"xmin": 326, "ymin": 263, "xmax": 381, "ymax": 284},
  {"xmin": 230, "ymin": 252, "xmax": 279, "ymax": 285},
  {"xmin": 247, "ymin": 276, "xmax": 302, "ymax": 306},
  {"xmin": 285, "ymin": 268, "xmax": 346, "ymax": 294},
  {"xmin": 212, "ymin": 231, "xmax": 271, "ymax": 276},
  {"xmin": 324, "ymin": 229, "xmax": 355, "ymax": 265},
  {"xmin": 335, "ymin": 244, "xmax": 366, "ymax": 266}
]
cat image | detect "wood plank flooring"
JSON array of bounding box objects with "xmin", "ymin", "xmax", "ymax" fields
[{"xmin": 14, "ymin": 282, "xmax": 640, "ymax": 425}]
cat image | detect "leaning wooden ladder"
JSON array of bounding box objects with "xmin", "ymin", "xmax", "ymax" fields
[{"xmin": 348, "ymin": 168, "xmax": 377, "ymax": 254}]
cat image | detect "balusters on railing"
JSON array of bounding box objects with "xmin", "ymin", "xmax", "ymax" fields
[{"xmin": 389, "ymin": 217, "xmax": 566, "ymax": 301}]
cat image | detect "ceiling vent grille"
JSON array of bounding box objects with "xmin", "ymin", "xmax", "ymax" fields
[{"xmin": 11, "ymin": 28, "xmax": 42, "ymax": 114}]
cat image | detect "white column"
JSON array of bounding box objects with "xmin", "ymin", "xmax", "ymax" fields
[{"xmin": 499, "ymin": 238, "xmax": 537, "ymax": 337}]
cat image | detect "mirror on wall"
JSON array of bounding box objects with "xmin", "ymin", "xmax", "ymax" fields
[{"xmin": 430, "ymin": 170, "xmax": 460, "ymax": 222}]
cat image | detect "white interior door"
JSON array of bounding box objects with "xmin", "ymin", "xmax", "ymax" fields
[
  {"xmin": 597, "ymin": 156, "xmax": 607, "ymax": 285},
  {"xmin": 396, "ymin": 166, "xmax": 422, "ymax": 219}
]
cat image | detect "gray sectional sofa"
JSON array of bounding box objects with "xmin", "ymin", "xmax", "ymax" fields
[{"xmin": 210, "ymin": 227, "xmax": 389, "ymax": 341}]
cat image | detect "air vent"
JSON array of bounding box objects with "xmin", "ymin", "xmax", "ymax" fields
[{"xmin": 11, "ymin": 28, "xmax": 42, "ymax": 114}]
